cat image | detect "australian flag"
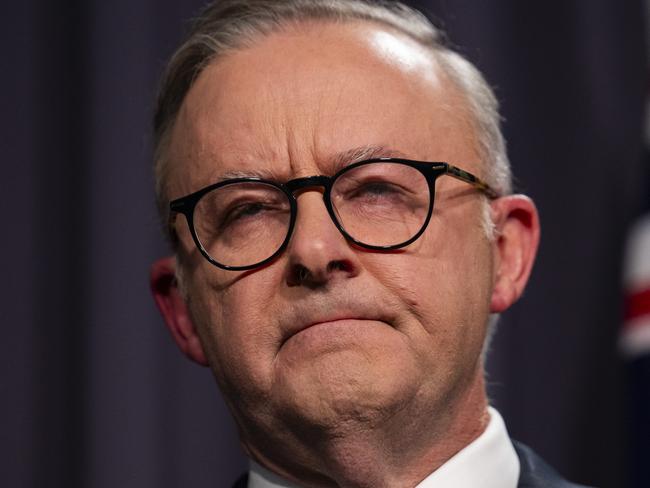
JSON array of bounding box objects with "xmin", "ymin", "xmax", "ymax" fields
[
  {"xmin": 620, "ymin": 13, "xmax": 650, "ymax": 481},
  {"xmin": 622, "ymin": 209, "xmax": 650, "ymax": 488}
]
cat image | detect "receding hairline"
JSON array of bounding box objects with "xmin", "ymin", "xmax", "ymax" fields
[
  {"xmin": 153, "ymin": 0, "xmax": 512, "ymax": 243},
  {"xmin": 157, "ymin": 16, "xmax": 478, "ymax": 200},
  {"xmin": 153, "ymin": 0, "xmax": 441, "ymax": 151}
]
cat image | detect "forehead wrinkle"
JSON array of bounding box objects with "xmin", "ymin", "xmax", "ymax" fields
[
  {"xmin": 204, "ymin": 146, "xmax": 291, "ymax": 183},
  {"xmin": 283, "ymin": 74, "xmax": 330, "ymax": 178},
  {"xmin": 188, "ymin": 83, "xmax": 296, "ymax": 185},
  {"xmin": 305, "ymin": 72, "xmax": 413, "ymax": 175}
]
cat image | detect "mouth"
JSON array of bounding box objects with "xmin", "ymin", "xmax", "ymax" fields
[
  {"xmin": 304, "ymin": 316, "xmax": 368, "ymax": 331},
  {"xmin": 280, "ymin": 314, "xmax": 390, "ymax": 349},
  {"xmin": 276, "ymin": 292, "xmax": 399, "ymax": 350}
]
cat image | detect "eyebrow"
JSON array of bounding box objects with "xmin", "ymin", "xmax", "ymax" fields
[
  {"xmin": 216, "ymin": 145, "xmax": 409, "ymax": 181},
  {"xmin": 329, "ymin": 145, "xmax": 409, "ymax": 173},
  {"xmin": 218, "ymin": 167, "xmax": 278, "ymax": 180}
]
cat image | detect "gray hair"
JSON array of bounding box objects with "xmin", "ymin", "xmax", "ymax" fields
[{"xmin": 153, "ymin": 0, "xmax": 512, "ymax": 237}]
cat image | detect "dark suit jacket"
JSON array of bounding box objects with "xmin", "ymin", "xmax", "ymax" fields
[
  {"xmin": 232, "ymin": 440, "xmax": 593, "ymax": 487},
  {"xmin": 513, "ymin": 441, "xmax": 592, "ymax": 488}
]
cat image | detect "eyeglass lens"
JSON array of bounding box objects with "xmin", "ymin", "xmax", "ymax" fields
[{"xmin": 191, "ymin": 162, "xmax": 431, "ymax": 268}]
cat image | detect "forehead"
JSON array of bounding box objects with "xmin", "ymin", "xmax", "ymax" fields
[{"xmin": 167, "ymin": 21, "xmax": 479, "ymax": 195}]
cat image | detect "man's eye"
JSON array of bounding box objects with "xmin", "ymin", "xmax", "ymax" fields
[
  {"xmin": 221, "ymin": 202, "xmax": 268, "ymax": 226},
  {"xmin": 349, "ymin": 181, "xmax": 403, "ymax": 200}
]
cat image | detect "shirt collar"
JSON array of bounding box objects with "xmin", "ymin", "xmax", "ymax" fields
[
  {"xmin": 247, "ymin": 407, "xmax": 519, "ymax": 488},
  {"xmin": 414, "ymin": 407, "xmax": 519, "ymax": 488},
  {"xmin": 248, "ymin": 461, "xmax": 302, "ymax": 488}
]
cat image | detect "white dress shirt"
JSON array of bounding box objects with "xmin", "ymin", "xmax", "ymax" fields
[{"xmin": 247, "ymin": 407, "xmax": 520, "ymax": 488}]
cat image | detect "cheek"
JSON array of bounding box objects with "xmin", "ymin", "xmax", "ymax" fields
[
  {"xmin": 362, "ymin": 217, "xmax": 493, "ymax": 359},
  {"xmin": 187, "ymin": 269, "xmax": 284, "ymax": 392}
]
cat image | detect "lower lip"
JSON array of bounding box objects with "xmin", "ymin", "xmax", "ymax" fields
[
  {"xmin": 305, "ymin": 317, "xmax": 375, "ymax": 331},
  {"xmin": 287, "ymin": 318, "xmax": 387, "ymax": 346},
  {"xmin": 309, "ymin": 317, "xmax": 363, "ymax": 326}
]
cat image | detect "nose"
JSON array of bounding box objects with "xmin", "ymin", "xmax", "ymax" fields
[{"xmin": 285, "ymin": 190, "xmax": 360, "ymax": 287}]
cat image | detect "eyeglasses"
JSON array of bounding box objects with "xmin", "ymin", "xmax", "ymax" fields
[{"xmin": 169, "ymin": 157, "xmax": 499, "ymax": 271}]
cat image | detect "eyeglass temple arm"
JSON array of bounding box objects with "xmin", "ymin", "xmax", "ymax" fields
[
  {"xmin": 443, "ymin": 164, "xmax": 500, "ymax": 199},
  {"xmin": 167, "ymin": 199, "xmax": 191, "ymax": 246}
]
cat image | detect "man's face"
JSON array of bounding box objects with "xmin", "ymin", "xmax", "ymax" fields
[{"xmin": 166, "ymin": 22, "xmax": 496, "ymax": 449}]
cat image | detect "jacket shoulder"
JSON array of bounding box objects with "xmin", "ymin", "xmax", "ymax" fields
[
  {"xmin": 232, "ymin": 472, "xmax": 248, "ymax": 488},
  {"xmin": 514, "ymin": 440, "xmax": 595, "ymax": 488}
]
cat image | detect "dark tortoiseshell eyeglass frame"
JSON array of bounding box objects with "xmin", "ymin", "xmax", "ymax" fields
[{"xmin": 169, "ymin": 157, "xmax": 500, "ymax": 271}]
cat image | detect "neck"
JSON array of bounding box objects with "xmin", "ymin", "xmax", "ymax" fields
[{"xmin": 242, "ymin": 370, "xmax": 489, "ymax": 488}]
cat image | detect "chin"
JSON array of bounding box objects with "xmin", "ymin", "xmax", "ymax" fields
[{"xmin": 272, "ymin": 345, "xmax": 421, "ymax": 433}]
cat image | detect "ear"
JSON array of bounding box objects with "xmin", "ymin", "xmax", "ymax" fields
[
  {"xmin": 150, "ymin": 256, "xmax": 209, "ymax": 366},
  {"xmin": 489, "ymin": 195, "xmax": 540, "ymax": 313}
]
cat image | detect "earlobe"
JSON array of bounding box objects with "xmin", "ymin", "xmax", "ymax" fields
[
  {"xmin": 489, "ymin": 195, "xmax": 540, "ymax": 313},
  {"xmin": 150, "ymin": 256, "xmax": 209, "ymax": 367}
]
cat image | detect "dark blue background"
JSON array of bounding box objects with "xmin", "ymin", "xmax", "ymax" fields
[{"xmin": 2, "ymin": 1, "xmax": 647, "ymax": 486}]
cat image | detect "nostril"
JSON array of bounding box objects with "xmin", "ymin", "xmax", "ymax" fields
[
  {"xmin": 287, "ymin": 260, "xmax": 354, "ymax": 287},
  {"xmin": 327, "ymin": 260, "xmax": 351, "ymax": 273},
  {"xmin": 287, "ymin": 264, "xmax": 312, "ymax": 287},
  {"xmin": 297, "ymin": 265, "xmax": 311, "ymax": 282}
]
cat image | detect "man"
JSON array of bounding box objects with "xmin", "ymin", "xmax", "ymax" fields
[{"xmin": 149, "ymin": 1, "xmax": 587, "ymax": 486}]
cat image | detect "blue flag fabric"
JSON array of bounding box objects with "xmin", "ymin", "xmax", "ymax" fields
[
  {"xmin": 621, "ymin": 9, "xmax": 650, "ymax": 478},
  {"xmin": 622, "ymin": 214, "xmax": 650, "ymax": 488}
]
